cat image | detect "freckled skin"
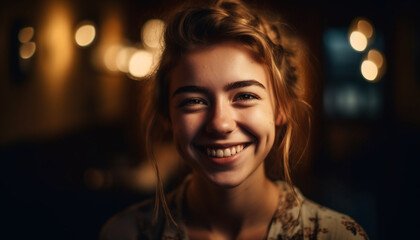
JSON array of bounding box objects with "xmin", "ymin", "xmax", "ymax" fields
[{"xmin": 169, "ymin": 41, "xmax": 280, "ymax": 188}]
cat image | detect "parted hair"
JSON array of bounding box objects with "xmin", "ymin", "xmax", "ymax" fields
[{"xmin": 140, "ymin": 0, "xmax": 311, "ymax": 223}]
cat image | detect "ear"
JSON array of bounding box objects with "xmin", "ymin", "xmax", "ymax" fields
[{"xmin": 275, "ymin": 109, "xmax": 287, "ymax": 126}]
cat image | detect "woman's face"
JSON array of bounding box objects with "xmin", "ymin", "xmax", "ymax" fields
[{"xmin": 168, "ymin": 41, "xmax": 280, "ymax": 188}]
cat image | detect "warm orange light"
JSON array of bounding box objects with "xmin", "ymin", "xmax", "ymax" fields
[
  {"xmin": 19, "ymin": 42, "xmax": 36, "ymax": 59},
  {"xmin": 116, "ymin": 46, "xmax": 137, "ymax": 72},
  {"xmin": 75, "ymin": 23, "xmax": 96, "ymax": 47},
  {"xmin": 349, "ymin": 31, "xmax": 367, "ymax": 51},
  {"xmin": 152, "ymin": 50, "xmax": 162, "ymax": 69},
  {"xmin": 38, "ymin": 1, "xmax": 74, "ymax": 89},
  {"xmin": 132, "ymin": 162, "xmax": 157, "ymax": 191},
  {"xmin": 361, "ymin": 60, "xmax": 378, "ymax": 81},
  {"xmin": 142, "ymin": 19, "xmax": 165, "ymax": 49},
  {"xmin": 130, "ymin": 143, "xmax": 181, "ymax": 191},
  {"xmin": 128, "ymin": 50, "xmax": 154, "ymax": 78},
  {"xmin": 367, "ymin": 49, "xmax": 384, "ymax": 68},
  {"xmin": 103, "ymin": 44, "xmax": 121, "ymax": 72},
  {"xmin": 18, "ymin": 27, "xmax": 34, "ymax": 43},
  {"xmin": 362, "ymin": 49, "xmax": 386, "ymax": 82},
  {"xmin": 92, "ymin": 9, "xmax": 124, "ymax": 72},
  {"xmin": 357, "ymin": 19, "xmax": 373, "ymax": 38},
  {"xmin": 349, "ymin": 17, "xmax": 375, "ymax": 52}
]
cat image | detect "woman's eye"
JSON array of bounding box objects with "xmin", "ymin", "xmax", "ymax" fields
[
  {"xmin": 187, "ymin": 98, "xmax": 206, "ymax": 105},
  {"xmin": 234, "ymin": 93, "xmax": 259, "ymax": 101},
  {"xmin": 178, "ymin": 98, "xmax": 207, "ymax": 108}
]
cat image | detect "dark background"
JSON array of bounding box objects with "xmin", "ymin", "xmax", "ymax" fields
[{"xmin": 1, "ymin": 0, "xmax": 419, "ymax": 239}]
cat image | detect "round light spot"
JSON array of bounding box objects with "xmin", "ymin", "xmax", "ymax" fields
[
  {"xmin": 357, "ymin": 19, "xmax": 373, "ymax": 38},
  {"xmin": 103, "ymin": 45, "xmax": 121, "ymax": 72},
  {"xmin": 128, "ymin": 50, "xmax": 154, "ymax": 78},
  {"xmin": 75, "ymin": 24, "xmax": 96, "ymax": 47},
  {"xmin": 116, "ymin": 47, "xmax": 137, "ymax": 72},
  {"xmin": 349, "ymin": 31, "xmax": 368, "ymax": 52},
  {"xmin": 18, "ymin": 27, "xmax": 34, "ymax": 43},
  {"xmin": 19, "ymin": 42, "xmax": 36, "ymax": 59},
  {"xmin": 142, "ymin": 19, "xmax": 165, "ymax": 49},
  {"xmin": 367, "ymin": 49, "xmax": 384, "ymax": 68},
  {"xmin": 361, "ymin": 60, "xmax": 378, "ymax": 81}
]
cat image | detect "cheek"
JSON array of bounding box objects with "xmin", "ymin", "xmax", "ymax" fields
[
  {"xmin": 240, "ymin": 106, "xmax": 276, "ymax": 134},
  {"xmin": 170, "ymin": 113, "xmax": 203, "ymax": 143}
]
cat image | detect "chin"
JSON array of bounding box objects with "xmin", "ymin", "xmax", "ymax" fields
[{"xmin": 203, "ymin": 170, "xmax": 251, "ymax": 189}]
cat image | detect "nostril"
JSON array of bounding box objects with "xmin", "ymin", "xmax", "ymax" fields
[{"xmin": 205, "ymin": 117, "xmax": 236, "ymax": 134}]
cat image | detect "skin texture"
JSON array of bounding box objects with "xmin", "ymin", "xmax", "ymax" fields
[{"xmin": 168, "ymin": 41, "xmax": 282, "ymax": 239}]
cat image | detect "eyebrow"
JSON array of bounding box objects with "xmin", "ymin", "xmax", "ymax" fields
[
  {"xmin": 224, "ymin": 80, "xmax": 266, "ymax": 91},
  {"xmin": 172, "ymin": 85, "xmax": 210, "ymax": 98},
  {"xmin": 172, "ymin": 80, "xmax": 266, "ymax": 98}
]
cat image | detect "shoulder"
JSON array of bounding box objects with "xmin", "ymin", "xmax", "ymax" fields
[
  {"xmin": 100, "ymin": 177, "xmax": 190, "ymax": 240},
  {"xmin": 300, "ymin": 198, "xmax": 369, "ymax": 240},
  {"xmin": 99, "ymin": 198, "xmax": 158, "ymax": 240},
  {"xmin": 271, "ymin": 181, "xmax": 369, "ymax": 240}
]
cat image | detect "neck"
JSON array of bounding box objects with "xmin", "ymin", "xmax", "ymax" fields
[{"xmin": 185, "ymin": 168, "xmax": 280, "ymax": 238}]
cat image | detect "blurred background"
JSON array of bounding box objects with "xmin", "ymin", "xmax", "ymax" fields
[{"xmin": 1, "ymin": 0, "xmax": 419, "ymax": 239}]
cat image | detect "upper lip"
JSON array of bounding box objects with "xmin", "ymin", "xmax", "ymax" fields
[{"xmin": 195, "ymin": 142, "xmax": 251, "ymax": 149}]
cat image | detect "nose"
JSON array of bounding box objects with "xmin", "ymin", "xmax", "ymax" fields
[{"xmin": 205, "ymin": 100, "xmax": 236, "ymax": 135}]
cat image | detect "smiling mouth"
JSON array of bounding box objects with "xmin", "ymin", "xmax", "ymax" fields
[{"xmin": 197, "ymin": 143, "xmax": 250, "ymax": 158}]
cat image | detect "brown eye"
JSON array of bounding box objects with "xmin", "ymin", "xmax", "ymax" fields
[
  {"xmin": 178, "ymin": 98, "xmax": 207, "ymax": 108},
  {"xmin": 187, "ymin": 98, "xmax": 206, "ymax": 105},
  {"xmin": 234, "ymin": 93, "xmax": 259, "ymax": 101}
]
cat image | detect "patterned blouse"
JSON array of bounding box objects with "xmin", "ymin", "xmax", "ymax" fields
[{"xmin": 100, "ymin": 177, "xmax": 369, "ymax": 240}]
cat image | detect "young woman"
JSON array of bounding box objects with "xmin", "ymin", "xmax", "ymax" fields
[{"xmin": 101, "ymin": 1, "xmax": 369, "ymax": 239}]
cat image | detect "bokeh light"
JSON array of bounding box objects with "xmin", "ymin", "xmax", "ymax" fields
[
  {"xmin": 38, "ymin": 0, "xmax": 74, "ymax": 85},
  {"xmin": 19, "ymin": 42, "xmax": 36, "ymax": 59},
  {"xmin": 361, "ymin": 60, "xmax": 378, "ymax": 81},
  {"xmin": 349, "ymin": 17, "xmax": 375, "ymax": 52},
  {"xmin": 116, "ymin": 46, "xmax": 137, "ymax": 72},
  {"xmin": 18, "ymin": 27, "xmax": 34, "ymax": 43},
  {"xmin": 128, "ymin": 50, "xmax": 154, "ymax": 78},
  {"xmin": 367, "ymin": 49, "xmax": 384, "ymax": 68},
  {"xmin": 91, "ymin": 10, "xmax": 124, "ymax": 73},
  {"xmin": 349, "ymin": 31, "xmax": 367, "ymax": 51},
  {"xmin": 142, "ymin": 19, "xmax": 165, "ymax": 49},
  {"xmin": 75, "ymin": 23, "xmax": 96, "ymax": 47},
  {"xmin": 361, "ymin": 49, "xmax": 386, "ymax": 82},
  {"xmin": 357, "ymin": 19, "xmax": 373, "ymax": 38},
  {"xmin": 103, "ymin": 44, "xmax": 121, "ymax": 72}
]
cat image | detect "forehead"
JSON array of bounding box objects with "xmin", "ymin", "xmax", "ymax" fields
[{"xmin": 170, "ymin": 42, "xmax": 270, "ymax": 90}]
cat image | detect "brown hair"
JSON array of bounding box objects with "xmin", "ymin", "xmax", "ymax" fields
[{"xmin": 141, "ymin": 0, "xmax": 311, "ymax": 224}]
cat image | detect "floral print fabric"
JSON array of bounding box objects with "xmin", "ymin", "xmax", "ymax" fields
[{"xmin": 100, "ymin": 178, "xmax": 369, "ymax": 240}]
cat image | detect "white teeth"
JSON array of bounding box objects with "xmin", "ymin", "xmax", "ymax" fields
[
  {"xmin": 216, "ymin": 149, "xmax": 223, "ymax": 157},
  {"xmin": 205, "ymin": 144, "xmax": 245, "ymax": 158},
  {"xmin": 211, "ymin": 149, "xmax": 216, "ymax": 157}
]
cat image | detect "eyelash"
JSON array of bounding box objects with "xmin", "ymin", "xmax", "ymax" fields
[
  {"xmin": 178, "ymin": 98, "xmax": 207, "ymax": 107},
  {"xmin": 178, "ymin": 93, "xmax": 260, "ymax": 109},
  {"xmin": 234, "ymin": 93, "xmax": 259, "ymax": 101}
]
